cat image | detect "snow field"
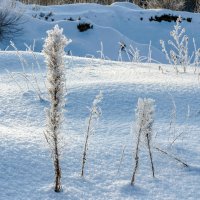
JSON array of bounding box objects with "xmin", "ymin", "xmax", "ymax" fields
[{"xmin": 0, "ymin": 52, "xmax": 200, "ymax": 199}]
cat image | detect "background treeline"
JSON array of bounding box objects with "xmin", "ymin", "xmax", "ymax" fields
[
  {"xmin": 17, "ymin": 0, "xmax": 200, "ymax": 12},
  {"xmin": 18, "ymin": 0, "xmax": 116, "ymax": 5},
  {"xmin": 134, "ymin": 0, "xmax": 200, "ymax": 12}
]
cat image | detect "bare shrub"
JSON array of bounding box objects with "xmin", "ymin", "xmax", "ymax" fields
[
  {"xmin": 146, "ymin": 0, "xmax": 185, "ymax": 11},
  {"xmin": 195, "ymin": 0, "xmax": 200, "ymax": 12},
  {"xmin": 0, "ymin": 2, "xmax": 23, "ymax": 42},
  {"xmin": 185, "ymin": 0, "xmax": 199, "ymax": 12}
]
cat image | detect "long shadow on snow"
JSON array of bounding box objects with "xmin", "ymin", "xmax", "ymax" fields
[{"xmin": 66, "ymin": 83, "xmax": 200, "ymax": 124}]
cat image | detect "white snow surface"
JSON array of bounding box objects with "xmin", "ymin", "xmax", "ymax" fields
[
  {"xmin": 0, "ymin": 51, "xmax": 200, "ymax": 199},
  {"xmin": 1, "ymin": 2, "xmax": 200, "ymax": 62}
]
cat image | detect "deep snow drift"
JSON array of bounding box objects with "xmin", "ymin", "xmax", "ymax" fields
[
  {"xmin": 1, "ymin": 2, "xmax": 200, "ymax": 62},
  {"xmin": 0, "ymin": 51, "xmax": 200, "ymax": 199}
]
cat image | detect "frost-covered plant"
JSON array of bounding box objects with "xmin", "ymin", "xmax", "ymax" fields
[
  {"xmin": 168, "ymin": 94, "xmax": 177, "ymax": 143},
  {"xmin": 126, "ymin": 45, "xmax": 147, "ymax": 63},
  {"xmin": 7, "ymin": 41, "xmax": 44, "ymax": 100},
  {"xmin": 131, "ymin": 98, "xmax": 155, "ymax": 185},
  {"xmin": 147, "ymin": 41, "xmax": 152, "ymax": 63},
  {"xmin": 81, "ymin": 91, "xmax": 103, "ymax": 177},
  {"xmin": 160, "ymin": 17, "xmax": 191, "ymax": 73},
  {"xmin": 43, "ymin": 25, "xmax": 70, "ymax": 192},
  {"xmin": 193, "ymin": 38, "xmax": 200, "ymax": 73},
  {"xmin": 160, "ymin": 39, "xmax": 172, "ymax": 65},
  {"xmin": 129, "ymin": 45, "xmax": 141, "ymax": 63},
  {"xmin": 118, "ymin": 41, "xmax": 126, "ymax": 61},
  {"xmin": 97, "ymin": 42, "xmax": 105, "ymax": 60}
]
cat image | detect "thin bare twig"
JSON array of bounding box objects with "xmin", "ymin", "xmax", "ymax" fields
[{"xmin": 154, "ymin": 147, "xmax": 189, "ymax": 167}]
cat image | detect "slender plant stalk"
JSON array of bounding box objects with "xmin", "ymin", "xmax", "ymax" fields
[
  {"xmin": 131, "ymin": 126, "xmax": 142, "ymax": 185},
  {"xmin": 81, "ymin": 113, "xmax": 92, "ymax": 177},
  {"xmin": 54, "ymin": 135, "xmax": 61, "ymax": 192},
  {"xmin": 146, "ymin": 133, "xmax": 155, "ymax": 177},
  {"xmin": 81, "ymin": 91, "xmax": 103, "ymax": 177},
  {"xmin": 117, "ymin": 145, "xmax": 126, "ymax": 174},
  {"xmin": 5, "ymin": 69, "xmax": 23, "ymax": 93}
]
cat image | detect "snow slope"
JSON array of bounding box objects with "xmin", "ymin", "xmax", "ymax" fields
[
  {"xmin": 0, "ymin": 51, "xmax": 200, "ymax": 199},
  {"xmin": 1, "ymin": 2, "xmax": 200, "ymax": 62}
]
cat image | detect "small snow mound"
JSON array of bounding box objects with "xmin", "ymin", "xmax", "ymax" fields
[{"xmin": 111, "ymin": 2, "xmax": 142, "ymax": 10}]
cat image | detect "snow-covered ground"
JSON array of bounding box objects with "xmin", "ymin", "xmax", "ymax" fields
[
  {"xmin": 0, "ymin": 51, "xmax": 200, "ymax": 199},
  {"xmin": 0, "ymin": 1, "xmax": 200, "ymax": 199}
]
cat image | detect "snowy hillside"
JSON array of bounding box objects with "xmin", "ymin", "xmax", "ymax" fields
[
  {"xmin": 0, "ymin": 51, "xmax": 200, "ymax": 199},
  {"xmin": 1, "ymin": 2, "xmax": 200, "ymax": 62}
]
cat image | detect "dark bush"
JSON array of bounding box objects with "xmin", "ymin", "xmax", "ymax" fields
[
  {"xmin": 67, "ymin": 17, "xmax": 81, "ymax": 21},
  {"xmin": 186, "ymin": 17, "xmax": 192, "ymax": 22},
  {"xmin": 46, "ymin": 11, "xmax": 53, "ymax": 17},
  {"xmin": 149, "ymin": 14, "xmax": 192, "ymax": 23},
  {"xmin": 150, "ymin": 14, "xmax": 178, "ymax": 22},
  {"xmin": 77, "ymin": 22, "xmax": 93, "ymax": 32},
  {"xmin": 39, "ymin": 11, "xmax": 53, "ymax": 21},
  {"xmin": 68, "ymin": 17, "xmax": 75, "ymax": 21},
  {"xmin": 39, "ymin": 12, "xmax": 45, "ymax": 18}
]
